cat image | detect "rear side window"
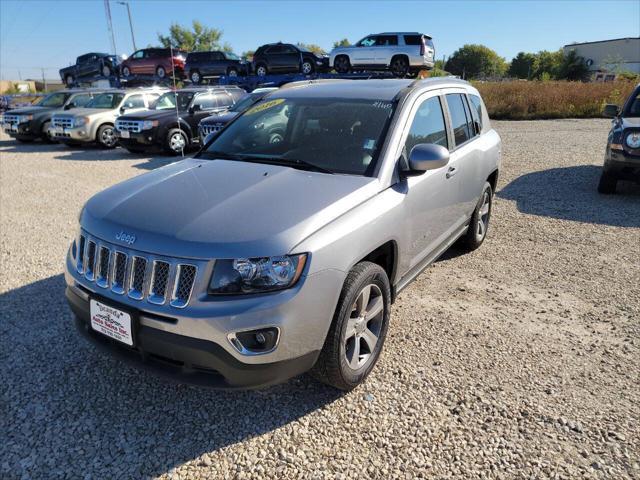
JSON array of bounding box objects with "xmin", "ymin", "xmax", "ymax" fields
[
  {"xmin": 445, "ymin": 94, "xmax": 473, "ymax": 146},
  {"xmin": 403, "ymin": 35, "xmax": 422, "ymax": 45},
  {"xmin": 405, "ymin": 96, "xmax": 448, "ymax": 154},
  {"xmin": 375, "ymin": 35, "xmax": 398, "ymax": 46},
  {"xmin": 468, "ymin": 94, "xmax": 484, "ymax": 130}
]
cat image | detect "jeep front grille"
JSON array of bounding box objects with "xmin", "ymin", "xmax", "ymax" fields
[
  {"xmin": 75, "ymin": 231, "xmax": 199, "ymax": 308},
  {"xmin": 115, "ymin": 119, "xmax": 143, "ymax": 133},
  {"xmin": 52, "ymin": 116, "xmax": 74, "ymax": 129}
]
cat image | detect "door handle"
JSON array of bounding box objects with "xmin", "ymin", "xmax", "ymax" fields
[{"xmin": 446, "ymin": 166, "xmax": 458, "ymax": 179}]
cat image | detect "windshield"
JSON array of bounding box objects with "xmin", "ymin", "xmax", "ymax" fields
[
  {"xmin": 203, "ymin": 97, "xmax": 396, "ymax": 175},
  {"xmin": 38, "ymin": 92, "xmax": 69, "ymax": 108},
  {"xmin": 85, "ymin": 93, "xmax": 124, "ymax": 109},
  {"xmin": 154, "ymin": 91, "xmax": 195, "ymax": 111},
  {"xmin": 623, "ymin": 89, "xmax": 640, "ymax": 117},
  {"xmin": 226, "ymin": 52, "xmax": 240, "ymax": 60}
]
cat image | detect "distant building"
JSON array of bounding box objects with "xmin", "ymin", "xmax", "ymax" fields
[{"xmin": 563, "ymin": 37, "xmax": 640, "ymax": 78}]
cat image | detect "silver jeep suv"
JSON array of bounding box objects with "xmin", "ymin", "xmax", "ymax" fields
[
  {"xmin": 330, "ymin": 32, "xmax": 435, "ymax": 77},
  {"xmin": 65, "ymin": 78, "xmax": 500, "ymax": 390}
]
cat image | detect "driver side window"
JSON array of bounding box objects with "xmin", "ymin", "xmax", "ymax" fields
[
  {"xmin": 124, "ymin": 94, "xmax": 145, "ymax": 109},
  {"xmin": 404, "ymin": 96, "xmax": 448, "ymax": 156},
  {"xmin": 359, "ymin": 36, "xmax": 377, "ymax": 47},
  {"xmin": 132, "ymin": 51, "xmax": 144, "ymax": 59}
]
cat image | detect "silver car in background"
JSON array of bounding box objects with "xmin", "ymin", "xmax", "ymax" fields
[
  {"xmin": 330, "ymin": 32, "xmax": 435, "ymax": 77},
  {"xmin": 65, "ymin": 78, "xmax": 500, "ymax": 390}
]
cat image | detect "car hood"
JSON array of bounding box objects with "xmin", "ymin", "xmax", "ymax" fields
[
  {"xmin": 119, "ymin": 109, "xmax": 183, "ymax": 121},
  {"xmin": 200, "ymin": 111, "xmax": 239, "ymax": 125},
  {"xmin": 82, "ymin": 158, "xmax": 379, "ymax": 259},
  {"xmin": 56, "ymin": 107, "xmax": 114, "ymax": 117},
  {"xmin": 621, "ymin": 117, "xmax": 640, "ymax": 128},
  {"xmin": 5, "ymin": 106, "xmax": 53, "ymax": 115}
]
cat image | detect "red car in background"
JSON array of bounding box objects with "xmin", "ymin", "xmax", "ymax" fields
[{"xmin": 120, "ymin": 48, "xmax": 187, "ymax": 79}]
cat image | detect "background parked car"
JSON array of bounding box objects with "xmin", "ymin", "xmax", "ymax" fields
[
  {"xmin": 120, "ymin": 48, "xmax": 187, "ymax": 79},
  {"xmin": 252, "ymin": 43, "xmax": 329, "ymax": 76},
  {"xmin": 330, "ymin": 32, "xmax": 435, "ymax": 77},
  {"xmin": 115, "ymin": 86, "xmax": 246, "ymax": 154},
  {"xmin": 59, "ymin": 53, "xmax": 121, "ymax": 86},
  {"xmin": 50, "ymin": 88, "xmax": 165, "ymax": 148},
  {"xmin": 185, "ymin": 51, "xmax": 249, "ymax": 84},
  {"xmin": 199, "ymin": 87, "xmax": 277, "ymax": 142},
  {"xmin": 1, "ymin": 89, "xmax": 106, "ymax": 143},
  {"xmin": 599, "ymin": 83, "xmax": 640, "ymax": 194}
]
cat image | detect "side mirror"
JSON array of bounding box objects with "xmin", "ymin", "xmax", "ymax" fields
[
  {"xmin": 473, "ymin": 120, "xmax": 481, "ymax": 135},
  {"xmin": 189, "ymin": 104, "xmax": 201, "ymax": 114},
  {"xmin": 406, "ymin": 143, "xmax": 450, "ymax": 173},
  {"xmin": 603, "ymin": 104, "xmax": 620, "ymax": 118},
  {"xmin": 119, "ymin": 106, "xmax": 126, "ymax": 114},
  {"xmin": 64, "ymin": 102, "xmax": 75, "ymax": 110}
]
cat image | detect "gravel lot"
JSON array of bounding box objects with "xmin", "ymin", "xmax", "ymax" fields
[{"xmin": 1, "ymin": 119, "xmax": 639, "ymax": 479}]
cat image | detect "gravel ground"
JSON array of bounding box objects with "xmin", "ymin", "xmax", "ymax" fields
[{"xmin": 1, "ymin": 119, "xmax": 639, "ymax": 479}]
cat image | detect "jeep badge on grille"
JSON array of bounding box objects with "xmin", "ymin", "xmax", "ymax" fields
[{"xmin": 115, "ymin": 231, "xmax": 136, "ymax": 245}]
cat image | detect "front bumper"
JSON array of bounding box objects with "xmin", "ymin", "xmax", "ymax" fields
[
  {"xmin": 67, "ymin": 286, "xmax": 318, "ymax": 388},
  {"xmin": 606, "ymin": 147, "xmax": 640, "ymax": 180},
  {"xmin": 3, "ymin": 121, "xmax": 36, "ymax": 138},
  {"xmin": 49, "ymin": 125, "xmax": 92, "ymax": 142},
  {"xmin": 116, "ymin": 130, "xmax": 157, "ymax": 148},
  {"xmin": 64, "ymin": 244, "xmax": 344, "ymax": 387}
]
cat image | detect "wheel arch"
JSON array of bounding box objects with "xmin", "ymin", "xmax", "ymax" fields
[
  {"xmin": 356, "ymin": 240, "xmax": 399, "ymax": 302},
  {"xmin": 487, "ymin": 168, "xmax": 499, "ymax": 193},
  {"xmin": 95, "ymin": 121, "xmax": 114, "ymax": 141},
  {"xmin": 389, "ymin": 53, "xmax": 410, "ymax": 67}
]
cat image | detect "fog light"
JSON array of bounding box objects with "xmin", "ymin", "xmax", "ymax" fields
[{"xmin": 229, "ymin": 327, "xmax": 279, "ymax": 354}]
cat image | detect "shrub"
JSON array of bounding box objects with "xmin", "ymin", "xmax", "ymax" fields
[{"xmin": 474, "ymin": 80, "xmax": 636, "ymax": 120}]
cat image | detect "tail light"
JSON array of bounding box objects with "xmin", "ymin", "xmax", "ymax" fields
[{"xmin": 420, "ymin": 37, "xmax": 426, "ymax": 56}]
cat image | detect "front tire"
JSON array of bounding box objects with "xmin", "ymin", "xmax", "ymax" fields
[
  {"xmin": 301, "ymin": 59, "xmax": 314, "ymax": 75},
  {"xmin": 41, "ymin": 121, "xmax": 55, "ymax": 143},
  {"xmin": 458, "ymin": 181, "xmax": 493, "ymax": 252},
  {"xmin": 156, "ymin": 66, "xmax": 166, "ymax": 78},
  {"xmin": 65, "ymin": 75, "xmax": 74, "ymax": 86},
  {"xmin": 102, "ymin": 65, "xmax": 111, "ymax": 77},
  {"xmin": 597, "ymin": 171, "xmax": 617, "ymax": 194},
  {"xmin": 334, "ymin": 55, "xmax": 351, "ymax": 74},
  {"xmin": 190, "ymin": 70, "xmax": 201, "ymax": 84},
  {"xmin": 390, "ymin": 56, "xmax": 410, "ymax": 77},
  {"xmin": 165, "ymin": 128, "xmax": 188, "ymax": 155},
  {"xmin": 122, "ymin": 66, "xmax": 131, "ymax": 77},
  {"xmin": 97, "ymin": 124, "xmax": 117, "ymax": 149},
  {"xmin": 312, "ymin": 261, "xmax": 391, "ymax": 391},
  {"xmin": 255, "ymin": 63, "xmax": 268, "ymax": 77}
]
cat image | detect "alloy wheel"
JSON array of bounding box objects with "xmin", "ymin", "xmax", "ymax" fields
[
  {"xmin": 302, "ymin": 62, "xmax": 313, "ymax": 74},
  {"xmin": 101, "ymin": 127, "xmax": 116, "ymax": 147},
  {"xmin": 191, "ymin": 71, "xmax": 200, "ymax": 83},
  {"xmin": 102, "ymin": 65, "xmax": 111, "ymax": 77},
  {"xmin": 170, "ymin": 132, "xmax": 186, "ymax": 152},
  {"xmin": 391, "ymin": 57, "xmax": 409, "ymax": 77},
  {"xmin": 122, "ymin": 67, "xmax": 130, "ymax": 77},
  {"xmin": 157, "ymin": 67, "xmax": 166, "ymax": 78},
  {"xmin": 476, "ymin": 190, "xmax": 491, "ymax": 241},
  {"xmin": 344, "ymin": 283, "xmax": 384, "ymax": 370},
  {"xmin": 256, "ymin": 65, "xmax": 267, "ymax": 76},
  {"xmin": 228, "ymin": 69, "xmax": 238, "ymax": 77}
]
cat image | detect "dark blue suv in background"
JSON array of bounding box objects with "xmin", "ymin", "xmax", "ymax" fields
[{"xmin": 185, "ymin": 51, "xmax": 249, "ymax": 84}]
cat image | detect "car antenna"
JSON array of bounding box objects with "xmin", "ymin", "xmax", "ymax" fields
[{"xmin": 170, "ymin": 43, "xmax": 185, "ymax": 158}]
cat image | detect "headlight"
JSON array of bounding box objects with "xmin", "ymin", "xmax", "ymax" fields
[
  {"xmin": 18, "ymin": 114, "xmax": 33, "ymax": 123},
  {"xmin": 209, "ymin": 254, "xmax": 307, "ymax": 295},
  {"xmin": 74, "ymin": 116, "xmax": 88, "ymax": 127},
  {"xmin": 142, "ymin": 120, "xmax": 158, "ymax": 130},
  {"xmin": 626, "ymin": 131, "xmax": 640, "ymax": 149}
]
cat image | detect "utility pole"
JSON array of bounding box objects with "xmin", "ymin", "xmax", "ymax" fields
[
  {"xmin": 41, "ymin": 68, "xmax": 46, "ymax": 92},
  {"xmin": 118, "ymin": 1, "xmax": 136, "ymax": 51},
  {"xmin": 104, "ymin": 0, "xmax": 117, "ymax": 55}
]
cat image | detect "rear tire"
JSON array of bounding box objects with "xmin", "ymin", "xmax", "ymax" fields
[
  {"xmin": 458, "ymin": 181, "xmax": 493, "ymax": 252},
  {"xmin": 122, "ymin": 66, "xmax": 131, "ymax": 77},
  {"xmin": 334, "ymin": 55, "xmax": 351, "ymax": 74},
  {"xmin": 390, "ymin": 56, "xmax": 410, "ymax": 77},
  {"xmin": 164, "ymin": 128, "xmax": 188, "ymax": 155},
  {"xmin": 227, "ymin": 67, "xmax": 239, "ymax": 77},
  {"xmin": 97, "ymin": 124, "xmax": 117, "ymax": 149},
  {"xmin": 597, "ymin": 171, "xmax": 617, "ymax": 194},
  {"xmin": 312, "ymin": 261, "xmax": 391, "ymax": 391},
  {"xmin": 301, "ymin": 59, "xmax": 314, "ymax": 75}
]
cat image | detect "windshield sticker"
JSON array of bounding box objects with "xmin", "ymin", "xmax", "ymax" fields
[
  {"xmin": 363, "ymin": 139, "xmax": 376, "ymax": 150},
  {"xmin": 246, "ymin": 98, "xmax": 285, "ymax": 115},
  {"xmin": 372, "ymin": 101, "xmax": 392, "ymax": 109}
]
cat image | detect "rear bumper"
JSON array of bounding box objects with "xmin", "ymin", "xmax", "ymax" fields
[{"xmin": 66, "ymin": 285, "xmax": 319, "ymax": 389}]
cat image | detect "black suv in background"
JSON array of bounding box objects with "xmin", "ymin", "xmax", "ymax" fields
[
  {"xmin": 198, "ymin": 87, "xmax": 277, "ymax": 142},
  {"xmin": 59, "ymin": 53, "xmax": 121, "ymax": 86},
  {"xmin": 115, "ymin": 86, "xmax": 246, "ymax": 154},
  {"xmin": 252, "ymin": 43, "xmax": 329, "ymax": 76},
  {"xmin": 599, "ymin": 84, "xmax": 640, "ymax": 194},
  {"xmin": 1, "ymin": 89, "xmax": 105, "ymax": 143},
  {"xmin": 185, "ymin": 51, "xmax": 249, "ymax": 84}
]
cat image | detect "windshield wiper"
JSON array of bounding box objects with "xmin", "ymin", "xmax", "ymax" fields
[{"xmin": 199, "ymin": 150, "xmax": 243, "ymax": 160}]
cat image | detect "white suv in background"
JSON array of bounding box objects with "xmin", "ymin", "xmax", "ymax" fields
[{"xmin": 330, "ymin": 32, "xmax": 435, "ymax": 77}]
